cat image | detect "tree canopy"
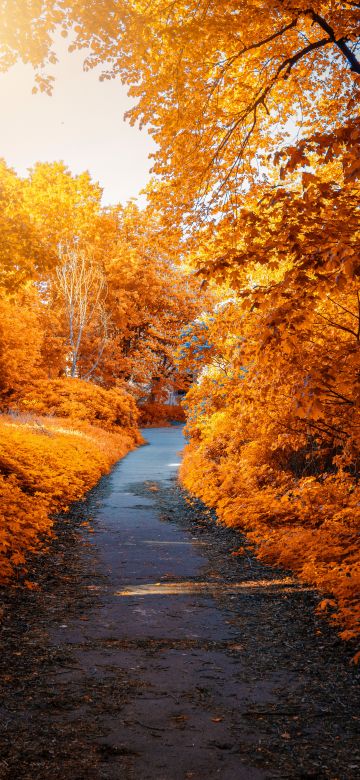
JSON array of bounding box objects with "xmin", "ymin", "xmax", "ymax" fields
[
  {"xmin": 1, "ymin": 1, "xmax": 359, "ymax": 232},
  {"xmin": 0, "ymin": 160, "xmax": 207, "ymax": 400}
]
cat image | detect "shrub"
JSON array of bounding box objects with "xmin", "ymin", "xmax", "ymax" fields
[
  {"xmin": 138, "ymin": 402, "xmax": 185, "ymax": 427},
  {"xmin": 0, "ymin": 411, "xmax": 142, "ymax": 584},
  {"xmin": 11, "ymin": 377, "xmax": 139, "ymax": 430}
]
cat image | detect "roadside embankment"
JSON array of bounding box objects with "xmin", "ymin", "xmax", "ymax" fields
[
  {"xmin": 0, "ymin": 393, "xmax": 142, "ymax": 584},
  {"xmin": 180, "ymin": 437, "xmax": 360, "ymax": 653}
]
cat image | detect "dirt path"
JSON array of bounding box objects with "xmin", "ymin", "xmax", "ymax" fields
[{"xmin": 0, "ymin": 427, "xmax": 358, "ymax": 779}]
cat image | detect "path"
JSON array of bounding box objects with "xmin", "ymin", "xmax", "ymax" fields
[{"xmin": 0, "ymin": 427, "xmax": 358, "ymax": 779}]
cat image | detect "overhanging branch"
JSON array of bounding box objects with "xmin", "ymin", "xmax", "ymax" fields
[{"xmin": 307, "ymin": 8, "xmax": 360, "ymax": 73}]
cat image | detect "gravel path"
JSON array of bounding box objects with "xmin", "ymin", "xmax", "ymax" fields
[{"xmin": 0, "ymin": 428, "xmax": 358, "ymax": 779}]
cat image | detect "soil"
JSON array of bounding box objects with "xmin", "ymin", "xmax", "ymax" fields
[{"xmin": 0, "ymin": 430, "xmax": 359, "ymax": 780}]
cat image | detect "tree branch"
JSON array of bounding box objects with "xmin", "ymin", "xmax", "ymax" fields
[
  {"xmin": 215, "ymin": 17, "xmax": 300, "ymax": 71},
  {"xmin": 209, "ymin": 35, "xmax": 332, "ymax": 170},
  {"xmin": 321, "ymin": 382, "xmax": 355, "ymax": 405},
  {"xmin": 327, "ymin": 296, "xmax": 358, "ymax": 319},
  {"xmin": 307, "ymin": 9, "xmax": 360, "ymax": 74},
  {"xmin": 317, "ymin": 311, "xmax": 359, "ymax": 339},
  {"xmin": 304, "ymin": 418, "xmax": 349, "ymax": 439},
  {"xmin": 280, "ymin": 36, "xmax": 332, "ymax": 79}
]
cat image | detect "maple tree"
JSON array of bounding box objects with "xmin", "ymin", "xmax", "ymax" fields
[{"xmin": 0, "ymin": 2, "xmax": 359, "ymax": 226}]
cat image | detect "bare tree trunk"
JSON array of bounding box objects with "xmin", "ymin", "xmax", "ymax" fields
[{"xmin": 56, "ymin": 242, "xmax": 108, "ymax": 379}]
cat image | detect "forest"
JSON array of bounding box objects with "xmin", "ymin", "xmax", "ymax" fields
[
  {"xmin": 0, "ymin": 159, "xmax": 208, "ymax": 581},
  {"xmin": 0, "ymin": 0, "xmax": 359, "ymax": 651}
]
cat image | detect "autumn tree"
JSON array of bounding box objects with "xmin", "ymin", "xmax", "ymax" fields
[
  {"xmin": 23, "ymin": 161, "xmax": 105, "ymax": 258},
  {"xmin": 0, "ymin": 159, "xmax": 48, "ymax": 290},
  {"xmin": 101, "ymin": 202, "xmax": 206, "ymax": 396},
  {"xmin": 56, "ymin": 243, "xmax": 109, "ymax": 379},
  {"xmin": 0, "ymin": 161, "xmax": 208, "ymax": 401},
  {"xmin": 0, "ymin": 2, "xmax": 358, "ymax": 224}
]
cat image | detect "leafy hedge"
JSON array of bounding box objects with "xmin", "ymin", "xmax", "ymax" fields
[
  {"xmin": 138, "ymin": 402, "xmax": 185, "ymax": 427},
  {"xmin": 12, "ymin": 377, "xmax": 139, "ymax": 430},
  {"xmin": 0, "ymin": 378, "xmax": 143, "ymax": 584}
]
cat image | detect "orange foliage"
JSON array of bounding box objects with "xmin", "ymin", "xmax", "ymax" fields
[
  {"xmin": 0, "ymin": 291, "xmax": 45, "ymax": 397},
  {"xmin": 0, "ymin": 160, "xmax": 206, "ymax": 400},
  {"xmin": 181, "ymin": 439, "xmax": 360, "ymax": 643},
  {"xmin": 0, "ymin": 409, "xmax": 142, "ymax": 584},
  {"xmin": 13, "ymin": 378, "xmax": 139, "ymax": 430},
  {"xmin": 138, "ymin": 402, "xmax": 185, "ymax": 427},
  {"xmin": 179, "ymin": 294, "xmax": 360, "ymax": 644}
]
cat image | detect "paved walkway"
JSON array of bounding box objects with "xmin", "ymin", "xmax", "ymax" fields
[{"xmin": 0, "ymin": 427, "xmax": 358, "ymax": 779}]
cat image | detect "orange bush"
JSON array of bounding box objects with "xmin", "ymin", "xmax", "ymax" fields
[
  {"xmin": 138, "ymin": 402, "xmax": 185, "ymax": 427},
  {"xmin": 12, "ymin": 377, "xmax": 139, "ymax": 430},
  {"xmin": 181, "ymin": 437, "xmax": 360, "ymax": 643},
  {"xmin": 0, "ymin": 412, "xmax": 142, "ymax": 583},
  {"xmin": 179, "ymin": 293, "xmax": 360, "ymax": 647}
]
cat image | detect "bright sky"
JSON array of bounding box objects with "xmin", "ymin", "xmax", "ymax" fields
[{"xmin": 0, "ymin": 38, "xmax": 155, "ymax": 206}]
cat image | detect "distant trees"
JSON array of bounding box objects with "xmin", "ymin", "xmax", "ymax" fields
[
  {"xmin": 0, "ymin": 161, "xmax": 207, "ymax": 402},
  {"xmin": 56, "ymin": 244, "xmax": 108, "ymax": 379}
]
